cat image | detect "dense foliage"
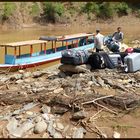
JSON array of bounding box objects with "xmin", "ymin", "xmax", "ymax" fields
[{"xmin": 0, "ymin": 2, "xmax": 140, "ymax": 23}]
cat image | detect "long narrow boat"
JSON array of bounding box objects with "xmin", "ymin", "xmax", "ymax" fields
[{"xmin": 0, "ymin": 33, "xmax": 94, "ymax": 71}]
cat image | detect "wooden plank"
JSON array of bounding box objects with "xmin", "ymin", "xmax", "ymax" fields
[
  {"xmin": 57, "ymin": 33, "xmax": 94, "ymax": 41},
  {"xmin": 0, "ymin": 40, "xmax": 48, "ymax": 47}
]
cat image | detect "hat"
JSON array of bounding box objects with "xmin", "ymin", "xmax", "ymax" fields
[{"xmin": 96, "ymin": 29, "xmax": 100, "ymax": 32}]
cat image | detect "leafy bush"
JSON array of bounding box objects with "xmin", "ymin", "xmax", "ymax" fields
[
  {"xmin": 115, "ymin": 2, "xmax": 131, "ymax": 16},
  {"xmin": 81, "ymin": 2, "xmax": 100, "ymax": 15},
  {"xmin": 2, "ymin": 2, "xmax": 16, "ymax": 20},
  {"xmin": 97, "ymin": 2, "xmax": 115, "ymax": 19},
  {"xmin": 43, "ymin": 2, "xmax": 64, "ymax": 23},
  {"xmin": 30, "ymin": 3, "xmax": 40, "ymax": 16}
]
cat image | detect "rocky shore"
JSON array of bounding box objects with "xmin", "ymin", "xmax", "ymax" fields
[{"xmin": 0, "ymin": 57, "xmax": 140, "ymax": 138}]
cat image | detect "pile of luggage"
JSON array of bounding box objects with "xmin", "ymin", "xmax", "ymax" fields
[{"xmin": 60, "ymin": 47, "xmax": 140, "ymax": 73}]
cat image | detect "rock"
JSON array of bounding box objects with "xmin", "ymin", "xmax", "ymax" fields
[
  {"xmin": 53, "ymin": 132, "xmax": 63, "ymax": 138},
  {"xmin": 113, "ymin": 131, "xmax": 121, "ymax": 138},
  {"xmin": 56, "ymin": 122, "xmax": 64, "ymax": 130},
  {"xmin": 47, "ymin": 120, "xmax": 56, "ymax": 137},
  {"xmin": 72, "ymin": 110, "xmax": 87, "ymax": 120},
  {"xmin": 88, "ymin": 81, "xmax": 94, "ymax": 86},
  {"xmin": 42, "ymin": 133, "xmax": 49, "ymax": 138},
  {"xmin": 23, "ymin": 102, "xmax": 39, "ymax": 111},
  {"xmin": 53, "ymin": 88, "xmax": 63, "ymax": 94},
  {"xmin": 15, "ymin": 79, "xmax": 23, "ymax": 84},
  {"xmin": 52, "ymin": 106, "xmax": 69, "ymax": 115},
  {"xmin": 24, "ymin": 79, "xmax": 31, "ymax": 83},
  {"xmin": 32, "ymin": 71, "xmax": 44, "ymax": 78},
  {"xmin": 41, "ymin": 105, "xmax": 51, "ymax": 114},
  {"xmin": 7, "ymin": 118, "xmax": 34, "ymax": 137},
  {"xmin": 59, "ymin": 64, "xmax": 90, "ymax": 73},
  {"xmin": 11, "ymin": 74, "xmax": 23, "ymax": 80},
  {"xmin": 34, "ymin": 120, "xmax": 47, "ymax": 134},
  {"xmin": 1, "ymin": 77, "xmax": 10, "ymax": 82},
  {"xmin": 58, "ymin": 72, "xmax": 67, "ymax": 78},
  {"xmin": 96, "ymin": 77, "xmax": 105, "ymax": 87},
  {"xmin": 35, "ymin": 116, "xmax": 42, "ymax": 123},
  {"xmin": 12, "ymin": 109, "xmax": 21, "ymax": 115},
  {"xmin": 72, "ymin": 127, "xmax": 86, "ymax": 138},
  {"xmin": 18, "ymin": 70, "xmax": 25, "ymax": 74},
  {"xmin": 42, "ymin": 113, "xmax": 50, "ymax": 122},
  {"xmin": 23, "ymin": 72, "xmax": 32, "ymax": 78},
  {"xmin": 26, "ymin": 111, "xmax": 34, "ymax": 116}
]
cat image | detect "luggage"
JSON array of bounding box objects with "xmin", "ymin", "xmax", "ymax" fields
[
  {"xmin": 133, "ymin": 48, "xmax": 140, "ymax": 53},
  {"xmin": 108, "ymin": 54, "xmax": 122, "ymax": 67},
  {"xmin": 61, "ymin": 49, "xmax": 89, "ymax": 65},
  {"xmin": 88, "ymin": 52, "xmax": 115, "ymax": 69},
  {"xmin": 125, "ymin": 48, "xmax": 134, "ymax": 53},
  {"xmin": 124, "ymin": 53, "xmax": 140, "ymax": 72}
]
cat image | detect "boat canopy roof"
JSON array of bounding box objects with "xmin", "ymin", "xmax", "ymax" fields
[
  {"xmin": 0, "ymin": 40, "xmax": 48, "ymax": 48},
  {"xmin": 39, "ymin": 33, "xmax": 94, "ymax": 42}
]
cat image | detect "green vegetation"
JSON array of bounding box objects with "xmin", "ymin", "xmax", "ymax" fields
[
  {"xmin": 30, "ymin": 3, "xmax": 40, "ymax": 16},
  {"xmin": 0, "ymin": 2, "xmax": 140, "ymax": 24},
  {"xmin": 43, "ymin": 2, "xmax": 64, "ymax": 23},
  {"xmin": 1, "ymin": 2, "xmax": 16, "ymax": 20}
]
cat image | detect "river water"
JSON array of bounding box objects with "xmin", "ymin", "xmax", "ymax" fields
[{"xmin": 0, "ymin": 25, "xmax": 140, "ymax": 68}]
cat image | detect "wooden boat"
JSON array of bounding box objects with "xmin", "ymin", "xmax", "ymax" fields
[{"xmin": 0, "ymin": 33, "xmax": 94, "ymax": 71}]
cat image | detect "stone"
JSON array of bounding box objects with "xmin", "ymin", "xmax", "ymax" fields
[
  {"xmin": 42, "ymin": 133, "xmax": 49, "ymax": 138},
  {"xmin": 96, "ymin": 77, "xmax": 105, "ymax": 87},
  {"xmin": 42, "ymin": 113, "xmax": 50, "ymax": 122},
  {"xmin": 72, "ymin": 110, "xmax": 87, "ymax": 120},
  {"xmin": 52, "ymin": 106, "xmax": 68, "ymax": 115},
  {"xmin": 53, "ymin": 88, "xmax": 63, "ymax": 94},
  {"xmin": 23, "ymin": 72, "xmax": 32, "ymax": 78},
  {"xmin": 72, "ymin": 127, "xmax": 85, "ymax": 138},
  {"xmin": 41, "ymin": 105, "xmax": 51, "ymax": 114},
  {"xmin": 47, "ymin": 120, "xmax": 56, "ymax": 137},
  {"xmin": 24, "ymin": 79, "xmax": 31, "ymax": 83},
  {"xmin": 11, "ymin": 74, "xmax": 23, "ymax": 80},
  {"xmin": 7, "ymin": 118, "xmax": 34, "ymax": 137},
  {"xmin": 56, "ymin": 122, "xmax": 64, "ymax": 130},
  {"xmin": 88, "ymin": 81, "xmax": 94, "ymax": 86},
  {"xmin": 26, "ymin": 111, "xmax": 34, "ymax": 116},
  {"xmin": 34, "ymin": 120, "xmax": 47, "ymax": 134},
  {"xmin": 58, "ymin": 72, "xmax": 66, "ymax": 78},
  {"xmin": 1, "ymin": 77, "xmax": 10, "ymax": 82},
  {"xmin": 18, "ymin": 70, "xmax": 25, "ymax": 74},
  {"xmin": 35, "ymin": 116, "xmax": 42, "ymax": 123},
  {"xmin": 23, "ymin": 102, "xmax": 39, "ymax": 111},
  {"xmin": 113, "ymin": 131, "xmax": 120, "ymax": 138},
  {"xmin": 15, "ymin": 79, "xmax": 23, "ymax": 84},
  {"xmin": 53, "ymin": 132, "xmax": 63, "ymax": 138},
  {"xmin": 32, "ymin": 71, "xmax": 44, "ymax": 78}
]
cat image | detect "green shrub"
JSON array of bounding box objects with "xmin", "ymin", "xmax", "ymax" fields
[
  {"xmin": 97, "ymin": 2, "xmax": 115, "ymax": 19},
  {"xmin": 115, "ymin": 2, "xmax": 131, "ymax": 16},
  {"xmin": 2, "ymin": 2, "xmax": 16, "ymax": 20},
  {"xmin": 81, "ymin": 2, "xmax": 100, "ymax": 15},
  {"xmin": 30, "ymin": 3, "xmax": 40, "ymax": 16},
  {"xmin": 43, "ymin": 2, "xmax": 64, "ymax": 23}
]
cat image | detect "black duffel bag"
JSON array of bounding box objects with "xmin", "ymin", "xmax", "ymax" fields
[
  {"xmin": 133, "ymin": 48, "xmax": 140, "ymax": 53},
  {"xmin": 88, "ymin": 52, "xmax": 116, "ymax": 69},
  {"xmin": 61, "ymin": 49, "xmax": 89, "ymax": 65}
]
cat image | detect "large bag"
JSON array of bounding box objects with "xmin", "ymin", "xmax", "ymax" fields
[
  {"xmin": 88, "ymin": 52, "xmax": 115, "ymax": 69},
  {"xmin": 61, "ymin": 49, "xmax": 89, "ymax": 65},
  {"xmin": 124, "ymin": 53, "xmax": 140, "ymax": 72},
  {"xmin": 133, "ymin": 48, "xmax": 140, "ymax": 53}
]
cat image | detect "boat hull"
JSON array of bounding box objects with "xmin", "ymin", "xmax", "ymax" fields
[{"xmin": 0, "ymin": 43, "xmax": 94, "ymax": 72}]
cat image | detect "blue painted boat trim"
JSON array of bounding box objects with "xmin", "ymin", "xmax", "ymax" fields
[{"xmin": 3, "ymin": 43, "xmax": 94, "ymax": 66}]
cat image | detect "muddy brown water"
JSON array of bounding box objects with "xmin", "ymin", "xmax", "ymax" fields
[{"xmin": 0, "ymin": 25, "xmax": 140, "ymax": 70}]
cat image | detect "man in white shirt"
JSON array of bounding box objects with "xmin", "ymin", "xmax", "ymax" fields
[{"xmin": 94, "ymin": 29, "xmax": 105, "ymax": 52}]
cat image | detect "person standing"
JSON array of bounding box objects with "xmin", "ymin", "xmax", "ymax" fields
[
  {"xmin": 112, "ymin": 27, "xmax": 124, "ymax": 49},
  {"xmin": 94, "ymin": 29, "xmax": 105, "ymax": 52}
]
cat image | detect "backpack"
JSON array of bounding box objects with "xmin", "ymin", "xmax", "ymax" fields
[{"xmin": 88, "ymin": 52, "xmax": 115, "ymax": 69}]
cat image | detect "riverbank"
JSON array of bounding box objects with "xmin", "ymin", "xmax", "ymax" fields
[{"xmin": 0, "ymin": 56, "xmax": 140, "ymax": 138}]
